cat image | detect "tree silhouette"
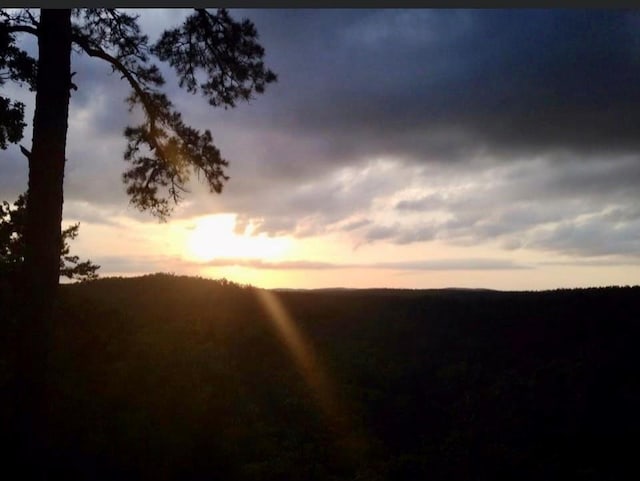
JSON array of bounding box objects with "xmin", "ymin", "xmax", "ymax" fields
[
  {"xmin": 0, "ymin": 8, "xmax": 275, "ymax": 475},
  {"xmin": 1, "ymin": 193, "xmax": 100, "ymax": 283}
]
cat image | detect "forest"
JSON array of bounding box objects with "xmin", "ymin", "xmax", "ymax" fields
[{"xmin": 1, "ymin": 273, "xmax": 637, "ymax": 480}]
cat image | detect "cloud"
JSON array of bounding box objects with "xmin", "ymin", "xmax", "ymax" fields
[
  {"xmin": 230, "ymin": 10, "xmax": 640, "ymax": 164},
  {"xmin": 3, "ymin": 9, "xmax": 640, "ymax": 267},
  {"xmin": 194, "ymin": 256, "xmax": 530, "ymax": 271},
  {"xmin": 90, "ymin": 254, "xmax": 197, "ymax": 276},
  {"xmin": 539, "ymin": 257, "xmax": 640, "ymax": 267},
  {"xmin": 525, "ymin": 212, "xmax": 640, "ymax": 257},
  {"xmin": 378, "ymin": 259, "xmax": 532, "ymax": 271},
  {"xmin": 202, "ymin": 258, "xmax": 341, "ymax": 270},
  {"xmin": 188, "ymin": 10, "xmax": 640, "ymax": 255},
  {"xmin": 339, "ymin": 218, "xmax": 371, "ymax": 232},
  {"xmin": 62, "ymin": 200, "xmax": 124, "ymax": 227}
]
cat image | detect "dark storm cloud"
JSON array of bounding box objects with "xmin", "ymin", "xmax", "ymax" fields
[{"xmin": 233, "ymin": 9, "xmax": 640, "ymax": 162}]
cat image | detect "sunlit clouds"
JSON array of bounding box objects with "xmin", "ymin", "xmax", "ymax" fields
[{"xmin": 185, "ymin": 214, "xmax": 291, "ymax": 262}]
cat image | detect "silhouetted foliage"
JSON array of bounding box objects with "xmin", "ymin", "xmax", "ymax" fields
[
  {"xmin": 1, "ymin": 10, "xmax": 275, "ymax": 476},
  {"xmin": 0, "ymin": 10, "xmax": 36, "ymax": 149},
  {"xmin": 3, "ymin": 275, "xmax": 638, "ymax": 480},
  {"xmin": 0, "ymin": 193, "xmax": 99, "ymax": 283},
  {"xmin": 68, "ymin": 8, "xmax": 277, "ymax": 219}
]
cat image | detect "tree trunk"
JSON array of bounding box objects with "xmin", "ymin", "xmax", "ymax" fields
[{"xmin": 14, "ymin": 9, "xmax": 72, "ymax": 478}]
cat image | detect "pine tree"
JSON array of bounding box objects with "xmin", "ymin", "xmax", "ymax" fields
[
  {"xmin": 0, "ymin": 192, "xmax": 100, "ymax": 283},
  {"xmin": 0, "ymin": 9, "xmax": 275, "ymax": 476}
]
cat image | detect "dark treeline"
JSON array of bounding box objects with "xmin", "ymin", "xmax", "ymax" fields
[{"xmin": 1, "ymin": 273, "xmax": 638, "ymax": 480}]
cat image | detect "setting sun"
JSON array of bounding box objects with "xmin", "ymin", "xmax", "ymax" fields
[{"xmin": 186, "ymin": 214, "xmax": 290, "ymax": 262}]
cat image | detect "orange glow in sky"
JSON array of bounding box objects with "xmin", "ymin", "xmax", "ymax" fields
[{"xmin": 185, "ymin": 214, "xmax": 291, "ymax": 262}]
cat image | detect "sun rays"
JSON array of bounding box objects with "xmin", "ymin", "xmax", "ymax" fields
[{"xmin": 253, "ymin": 288, "xmax": 370, "ymax": 463}]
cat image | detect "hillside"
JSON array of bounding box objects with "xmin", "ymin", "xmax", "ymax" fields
[{"xmin": 2, "ymin": 274, "xmax": 639, "ymax": 480}]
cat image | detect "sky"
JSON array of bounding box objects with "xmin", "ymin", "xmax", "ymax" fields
[{"xmin": 2, "ymin": 9, "xmax": 640, "ymax": 290}]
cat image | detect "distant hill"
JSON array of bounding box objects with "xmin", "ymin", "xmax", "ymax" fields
[{"xmin": 2, "ymin": 273, "xmax": 639, "ymax": 480}]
